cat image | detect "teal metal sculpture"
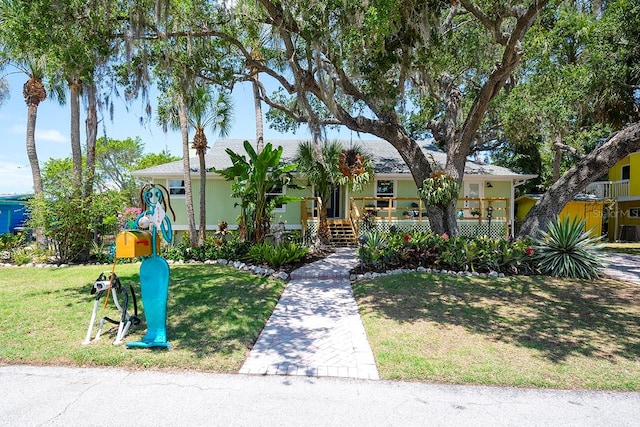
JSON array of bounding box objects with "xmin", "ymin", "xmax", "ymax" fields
[{"xmin": 126, "ymin": 184, "xmax": 175, "ymax": 349}]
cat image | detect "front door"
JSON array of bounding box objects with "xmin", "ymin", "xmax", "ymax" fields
[{"xmin": 326, "ymin": 185, "xmax": 341, "ymax": 218}]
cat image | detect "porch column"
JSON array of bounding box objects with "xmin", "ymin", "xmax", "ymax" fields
[
  {"xmin": 615, "ymin": 201, "xmax": 619, "ymax": 242},
  {"xmin": 344, "ymin": 187, "xmax": 350, "ymax": 219}
]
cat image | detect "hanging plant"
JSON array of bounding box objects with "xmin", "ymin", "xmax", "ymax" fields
[
  {"xmin": 339, "ymin": 148, "xmax": 365, "ymax": 178},
  {"xmin": 418, "ymin": 171, "xmax": 459, "ymax": 206}
]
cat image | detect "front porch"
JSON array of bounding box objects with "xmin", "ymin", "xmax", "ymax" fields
[{"xmin": 300, "ymin": 196, "xmax": 512, "ymax": 246}]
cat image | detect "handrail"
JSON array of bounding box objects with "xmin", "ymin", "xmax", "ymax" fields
[
  {"xmin": 300, "ymin": 197, "xmax": 321, "ymax": 236},
  {"xmin": 304, "ymin": 196, "xmax": 510, "ymax": 238},
  {"xmin": 349, "ymin": 197, "xmax": 509, "ymax": 221}
]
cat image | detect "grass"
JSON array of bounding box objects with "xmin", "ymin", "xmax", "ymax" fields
[
  {"xmin": 353, "ymin": 272, "xmax": 640, "ymax": 390},
  {"xmin": 3, "ymin": 261, "xmax": 640, "ymax": 391},
  {"xmin": 0, "ymin": 263, "xmax": 284, "ymax": 372}
]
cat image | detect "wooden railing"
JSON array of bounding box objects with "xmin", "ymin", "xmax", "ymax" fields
[
  {"xmin": 300, "ymin": 197, "xmax": 322, "ymax": 237},
  {"xmin": 349, "ymin": 197, "xmax": 509, "ymax": 221},
  {"xmin": 302, "ymin": 196, "xmax": 510, "ymax": 238}
]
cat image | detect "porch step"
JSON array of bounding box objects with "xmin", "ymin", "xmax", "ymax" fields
[{"xmin": 328, "ymin": 219, "xmax": 357, "ymax": 247}]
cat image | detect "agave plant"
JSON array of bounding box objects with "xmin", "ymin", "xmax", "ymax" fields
[{"xmin": 532, "ymin": 216, "xmax": 605, "ymax": 279}]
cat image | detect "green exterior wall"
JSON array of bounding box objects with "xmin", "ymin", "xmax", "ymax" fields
[{"xmin": 155, "ymin": 175, "xmax": 513, "ymax": 230}]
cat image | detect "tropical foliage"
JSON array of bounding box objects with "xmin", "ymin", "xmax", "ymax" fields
[
  {"xmin": 246, "ymin": 241, "xmax": 309, "ymax": 268},
  {"xmin": 216, "ymin": 141, "xmax": 302, "ymax": 243},
  {"xmin": 162, "ymin": 232, "xmax": 251, "ymax": 263},
  {"xmin": 356, "ymin": 230, "xmax": 537, "ymax": 276},
  {"xmin": 418, "ymin": 171, "xmax": 459, "ymax": 207},
  {"xmin": 295, "ymin": 140, "xmax": 373, "ymax": 244},
  {"xmin": 532, "ymin": 216, "xmax": 605, "ymax": 279}
]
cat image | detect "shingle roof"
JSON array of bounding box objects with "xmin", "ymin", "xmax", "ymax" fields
[{"xmin": 133, "ymin": 139, "xmax": 535, "ymax": 179}]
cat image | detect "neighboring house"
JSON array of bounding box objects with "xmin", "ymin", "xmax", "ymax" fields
[
  {"xmin": 586, "ymin": 152, "xmax": 640, "ymax": 241},
  {"xmin": 515, "ymin": 194, "xmax": 606, "ymax": 238},
  {"xmin": 132, "ymin": 139, "xmax": 536, "ymax": 243},
  {"xmin": 0, "ymin": 194, "xmax": 31, "ymax": 235}
]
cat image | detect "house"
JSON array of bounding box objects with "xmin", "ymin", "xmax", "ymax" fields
[
  {"xmin": 132, "ymin": 139, "xmax": 536, "ymax": 243},
  {"xmin": 515, "ymin": 194, "xmax": 606, "ymax": 238},
  {"xmin": 0, "ymin": 194, "xmax": 31, "ymax": 235},
  {"xmin": 585, "ymin": 152, "xmax": 640, "ymax": 241}
]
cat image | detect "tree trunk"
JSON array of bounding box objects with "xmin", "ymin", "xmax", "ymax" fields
[
  {"xmin": 69, "ymin": 77, "xmax": 83, "ymax": 190},
  {"xmin": 252, "ymin": 74, "xmax": 264, "ymax": 153},
  {"xmin": 178, "ymin": 97, "xmax": 198, "ymax": 247},
  {"xmin": 552, "ymin": 134, "xmax": 563, "ymax": 183},
  {"xmin": 84, "ymin": 81, "xmax": 98, "ymax": 198},
  {"xmin": 25, "ymin": 99, "xmax": 45, "ymax": 246},
  {"xmin": 518, "ymin": 122, "xmax": 640, "ymax": 238},
  {"xmin": 198, "ymin": 150, "xmax": 207, "ymax": 246},
  {"xmin": 317, "ymin": 193, "xmax": 331, "ymax": 245}
]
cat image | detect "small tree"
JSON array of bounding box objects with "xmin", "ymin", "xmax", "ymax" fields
[
  {"xmin": 295, "ymin": 141, "xmax": 373, "ymax": 244},
  {"xmin": 29, "ymin": 157, "xmax": 126, "ymax": 263}
]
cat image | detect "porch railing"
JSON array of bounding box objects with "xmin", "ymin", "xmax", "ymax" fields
[
  {"xmin": 584, "ymin": 180, "xmax": 629, "ymax": 199},
  {"xmin": 350, "ymin": 196, "xmax": 510, "ymax": 238},
  {"xmin": 300, "ymin": 196, "xmax": 511, "ymax": 238},
  {"xmin": 300, "ymin": 197, "xmax": 322, "ymax": 238}
]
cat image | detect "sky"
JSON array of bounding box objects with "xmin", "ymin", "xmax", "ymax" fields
[{"xmin": 0, "ymin": 71, "xmax": 355, "ymax": 195}]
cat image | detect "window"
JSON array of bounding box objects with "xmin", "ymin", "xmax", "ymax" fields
[
  {"xmin": 464, "ymin": 182, "xmax": 481, "ymax": 215},
  {"xmin": 622, "ymin": 165, "xmax": 631, "ymax": 180},
  {"xmin": 168, "ymin": 179, "xmax": 185, "ymax": 196},
  {"xmin": 267, "ymin": 184, "xmax": 286, "ymax": 212},
  {"xmin": 376, "ymin": 179, "xmax": 395, "ymax": 208}
]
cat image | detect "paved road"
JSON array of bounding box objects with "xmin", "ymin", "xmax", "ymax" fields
[
  {"xmin": 604, "ymin": 253, "xmax": 640, "ymax": 284},
  {"xmin": 1, "ymin": 365, "xmax": 639, "ymax": 426}
]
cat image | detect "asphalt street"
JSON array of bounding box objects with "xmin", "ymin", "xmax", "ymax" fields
[{"xmin": 1, "ymin": 365, "xmax": 639, "ymax": 426}]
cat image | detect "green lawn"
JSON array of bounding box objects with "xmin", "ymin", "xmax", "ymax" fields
[
  {"xmin": 353, "ymin": 272, "xmax": 640, "ymax": 390},
  {"xmin": 3, "ymin": 263, "xmax": 640, "ymax": 390},
  {"xmin": 0, "ymin": 264, "xmax": 284, "ymax": 372}
]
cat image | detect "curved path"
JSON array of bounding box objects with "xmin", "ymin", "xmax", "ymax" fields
[{"xmin": 240, "ymin": 248, "xmax": 379, "ymax": 380}]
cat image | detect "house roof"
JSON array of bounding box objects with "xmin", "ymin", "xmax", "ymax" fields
[
  {"xmin": 0, "ymin": 194, "xmax": 32, "ymax": 202},
  {"xmin": 133, "ymin": 139, "xmax": 537, "ymax": 180}
]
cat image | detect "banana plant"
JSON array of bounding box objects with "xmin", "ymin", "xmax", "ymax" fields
[{"xmin": 216, "ymin": 141, "xmax": 302, "ymax": 243}]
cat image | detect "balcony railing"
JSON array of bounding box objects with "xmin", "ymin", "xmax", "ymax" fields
[{"xmin": 584, "ymin": 180, "xmax": 629, "ymax": 199}]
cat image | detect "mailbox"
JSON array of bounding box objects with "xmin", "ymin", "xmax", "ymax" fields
[{"xmin": 115, "ymin": 231, "xmax": 159, "ymax": 258}]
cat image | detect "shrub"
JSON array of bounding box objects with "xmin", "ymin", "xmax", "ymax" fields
[
  {"xmin": 355, "ymin": 230, "xmax": 538, "ymax": 275},
  {"xmin": 246, "ymin": 241, "xmax": 309, "ymax": 268},
  {"xmin": 532, "ymin": 216, "xmax": 605, "ymax": 279},
  {"xmin": 162, "ymin": 232, "xmax": 251, "ymax": 262},
  {"xmin": 357, "ymin": 230, "xmax": 394, "ymax": 271}
]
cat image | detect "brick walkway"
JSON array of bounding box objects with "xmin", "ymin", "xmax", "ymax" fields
[{"xmin": 239, "ymin": 248, "xmax": 379, "ymax": 380}]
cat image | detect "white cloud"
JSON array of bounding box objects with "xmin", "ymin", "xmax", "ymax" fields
[
  {"xmin": 0, "ymin": 160, "xmax": 33, "ymax": 194},
  {"xmin": 36, "ymin": 129, "xmax": 67, "ymax": 143},
  {"xmin": 9, "ymin": 125, "xmax": 67, "ymax": 143}
]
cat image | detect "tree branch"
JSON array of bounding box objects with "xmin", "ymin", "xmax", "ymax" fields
[{"xmin": 519, "ymin": 121, "xmax": 640, "ymax": 238}]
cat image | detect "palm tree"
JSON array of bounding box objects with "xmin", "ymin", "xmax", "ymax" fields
[
  {"xmin": 157, "ymin": 88, "xmax": 198, "ymax": 248},
  {"xmin": 295, "ymin": 141, "xmax": 343, "ymax": 244},
  {"xmin": 0, "ymin": 57, "xmax": 61, "ymax": 246},
  {"xmin": 188, "ymin": 85, "xmax": 234, "ymax": 245},
  {"xmin": 248, "ymin": 47, "xmax": 264, "ymax": 153},
  {"xmin": 295, "ymin": 140, "xmax": 374, "ymax": 245}
]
